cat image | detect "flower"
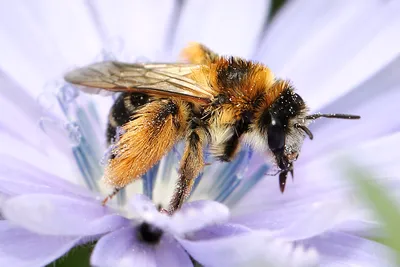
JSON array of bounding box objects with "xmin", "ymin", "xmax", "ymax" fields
[
  {"xmin": 0, "ymin": 164, "xmax": 318, "ymax": 267},
  {"xmin": 1, "ymin": 0, "xmax": 400, "ymax": 266}
]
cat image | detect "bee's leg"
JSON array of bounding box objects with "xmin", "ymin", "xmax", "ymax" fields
[
  {"xmin": 213, "ymin": 117, "xmax": 251, "ymax": 162},
  {"xmin": 215, "ymin": 129, "xmax": 242, "ymax": 162},
  {"xmin": 168, "ymin": 128, "xmax": 205, "ymax": 213},
  {"xmin": 180, "ymin": 42, "xmax": 219, "ymax": 64},
  {"xmin": 101, "ymin": 187, "xmax": 121, "ymax": 205}
]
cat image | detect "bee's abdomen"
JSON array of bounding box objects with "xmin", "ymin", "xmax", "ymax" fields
[{"xmin": 107, "ymin": 92, "xmax": 150, "ymax": 143}]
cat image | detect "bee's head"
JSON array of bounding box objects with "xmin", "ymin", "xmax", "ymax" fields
[{"xmin": 257, "ymin": 80, "xmax": 360, "ymax": 192}]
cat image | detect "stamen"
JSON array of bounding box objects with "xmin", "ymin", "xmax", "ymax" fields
[
  {"xmin": 207, "ymin": 149, "xmax": 248, "ymax": 199},
  {"xmin": 225, "ymin": 164, "xmax": 270, "ymax": 207},
  {"xmin": 215, "ymin": 175, "xmax": 241, "ymax": 203},
  {"xmin": 142, "ymin": 164, "xmax": 160, "ymax": 200}
]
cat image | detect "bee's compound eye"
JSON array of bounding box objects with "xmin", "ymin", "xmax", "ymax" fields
[{"xmin": 267, "ymin": 117, "xmax": 285, "ymax": 152}]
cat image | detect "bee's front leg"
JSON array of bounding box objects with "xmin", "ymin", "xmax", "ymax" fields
[{"xmin": 168, "ymin": 128, "xmax": 205, "ymax": 213}]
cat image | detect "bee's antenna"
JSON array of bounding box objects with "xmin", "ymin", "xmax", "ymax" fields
[
  {"xmin": 305, "ymin": 113, "xmax": 361, "ymax": 120},
  {"xmin": 295, "ymin": 124, "xmax": 313, "ymax": 140}
]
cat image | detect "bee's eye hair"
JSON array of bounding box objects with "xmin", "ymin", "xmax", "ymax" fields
[
  {"xmin": 295, "ymin": 124, "xmax": 313, "ymax": 140},
  {"xmin": 305, "ymin": 113, "xmax": 361, "ymax": 120}
]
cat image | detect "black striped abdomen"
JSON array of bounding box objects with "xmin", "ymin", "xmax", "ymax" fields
[{"xmin": 107, "ymin": 92, "xmax": 150, "ymax": 143}]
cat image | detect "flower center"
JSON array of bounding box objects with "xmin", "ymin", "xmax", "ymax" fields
[{"xmin": 137, "ymin": 222, "xmax": 163, "ymax": 245}]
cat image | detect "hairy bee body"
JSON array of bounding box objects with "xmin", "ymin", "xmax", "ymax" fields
[
  {"xmin": 65, "ymin": 43, "xmax": 360, "ymax": 213},
  {"xmin": 106, "ymin": 92, "xmax": 151, "ymax": 143}
]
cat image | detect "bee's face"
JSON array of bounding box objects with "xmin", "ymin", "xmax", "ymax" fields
[
  {"xmin": 258, "ymin": 88, "xmax": 309, "ymax": 176},
  {"xmin": 265, "ymin": 109, "xmax": 308, "ymax": 170},
  {"xmin": 255, "ymin": 84, "xmax": 359, "ymax": 191}
]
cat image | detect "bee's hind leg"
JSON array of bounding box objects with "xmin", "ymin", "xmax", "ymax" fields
[
  {"xmin": 168, "ymin": 128, "xmax": 205, "ymax": 213},
  {"xmin": 102, "ymin": 187, "xmax": 122, "ymax": 205}
]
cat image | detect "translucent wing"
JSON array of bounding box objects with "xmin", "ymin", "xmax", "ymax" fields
[{"xmin": 64, "ymin": 61, "xmax": 215, "ymax": 104}]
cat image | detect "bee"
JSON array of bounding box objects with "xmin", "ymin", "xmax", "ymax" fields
[{"xmin": 64, "ymin": 43, "xmax": 360, "ymax": 213}]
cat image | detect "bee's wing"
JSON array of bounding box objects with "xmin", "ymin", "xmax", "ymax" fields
[{"xmin": 64, "ymin": 61, "xmax": 215, "ymax": 104}]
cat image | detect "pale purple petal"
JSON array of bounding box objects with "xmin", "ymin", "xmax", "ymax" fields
[
  {"xmin": 333, "ymin": 220, "xmax": 383, "ymax": 239},
  {"xmin": 127, "ymin": 196, "xmax": 231, "ymax": 236},
  {"xmin": 0, "ymin": 4, "xmax": 66, "ymax": 96},
  {"xmin": 257, "ymin": 0, "xmax": 400, "ymax": 111},
  {"xmin": 179, "ymin": 231, "xmax": 319, "ymax": 267},
  {"xmin": 128, "ymin": 194, "xmax": 158, "ymax": 214},
  {"xmin": 270, "ymin": 199, "xmax": 363, "ymax": 241},
  {"xmin": 155, "ymin": 235, "xmax": 193, "ymax": 267},
  {"xmin": 232, "ymin": 132, "xmax": 400, "ymax": 231},
  {"xmin": 22, "ymin": 1, "xmax": 103, "ymax": 66},
  {"xmin": 0, "ymin": 73, "xmax": 44, "ymax": 148},
  {"xmin": 0, "ymin": 134, "xmax": 76, "ymax": 183},
  {"xmin": 172, "ymin": 0, "xmax": 270, "ymax": 59},
  {"xmin": 0, "ymin": 156, "xmax": 96, "ymax": 199},
  {"xmin": 90, "ymin": 0, "xmax": 176, "ymax": 61},
  {"xmin": 170, "ymin": 200, "xmax": 230, "ymax": 235},
  {"xmin": 2, "ymin": 194, "xmax": 129, "ymax": 236},
  {"xmin": 301, "ymin": 63, "xmax": 400, "ymax": 162},
  {"xmin": 91, "ymin": 227, "xmax": 157, "ymax": 267},
  {"xmin": 127, "ymin": 194, "xmax": 170, "ymax": 230},
  {"xmin": 302, "ymin": 232, "xmax": 397, "ymax": 267},
  {"xmin": 187, "ymin": 223, "xmax": 250, "ymax": 241},
  {"xmin": 0, "ymin": 221, "xmax": 79, "ymax": 267}
]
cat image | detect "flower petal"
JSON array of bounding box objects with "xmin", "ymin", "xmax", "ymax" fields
[
  {"xmin": 257, "ymin": 0, "xmax": 400, "ymax": 110},
  {"xmin": 0, "ymin": 2, "xmax": 68, "ymax": 96},
  {"xmin": 170, "ymin": 200, "xmax": 230, "ymax": 235},
  {"xmin": 0, "ymin": 133, "xmax": 77, "ymax": 184},
  {"xmin": 127, "ymin": 194, "xmax": 170, "ymax": 230},
  {"xmin": 0, "ymin": 73, "xmax": 44, "ymax": 147},
  {"xmin": 22, "ymin": 1, "xmax": 102, "ymax": 66},
  {"xmin": 301, "ymin": 58, "xmax": 400, "ymax": 162},
  {"xmin": 128, "ymin": 194, "xmax": 158, "ymax": 214},
  {"xmin": 2, "ymin": 194, "xmax": 129, "ymax": 236},
  {"xmin": 179, "ymin": 231, "xmax": 319, "ymax": 267},
  {"xmin": 270, "ymin": 199, "xmax": 361, "ymax": 241},
  {"xmin": 302, "ymin": 232, "xmax": 397, "ymax": 267},
  {"xmin": 91, "ymin": 227, "xmax": 157, "ymax": 267},
  {"xmin": 172, "ymin": 0, "xmax": 270, "ymax": 59},
  {"xmin": 89, "ymin": 0, "xmax": 176, "ymax": 61},
  {"xmin": 0, "ymin": 220, "xmax": 79, "ymax": 267},
  {"xmin": 187, "ymin": 223, "xmax": 251, "ymax": 241},
  {"xmin": 0, "ymin": 156, "xmax": 95, "ymax": 199},
  {"xmin": 232, "ymin": 132, "xmax": 400, "ymax": 232},
  {"xmin": 155, "ymin": 235, "xmax": 193, "ymax": 267}
]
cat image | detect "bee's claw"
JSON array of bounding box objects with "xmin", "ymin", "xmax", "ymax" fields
[
  {"xmin": 101, "ymin": 196, "xmax": 110, "ymax": 206},
  {"xmin": 290, "ymin": 168, "xmax": 294, "ymax": 182}
]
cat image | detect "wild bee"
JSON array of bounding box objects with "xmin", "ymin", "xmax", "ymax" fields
[{"xmin": 64, "ymin": 43, "xmax": 360, "ymax": 213}]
